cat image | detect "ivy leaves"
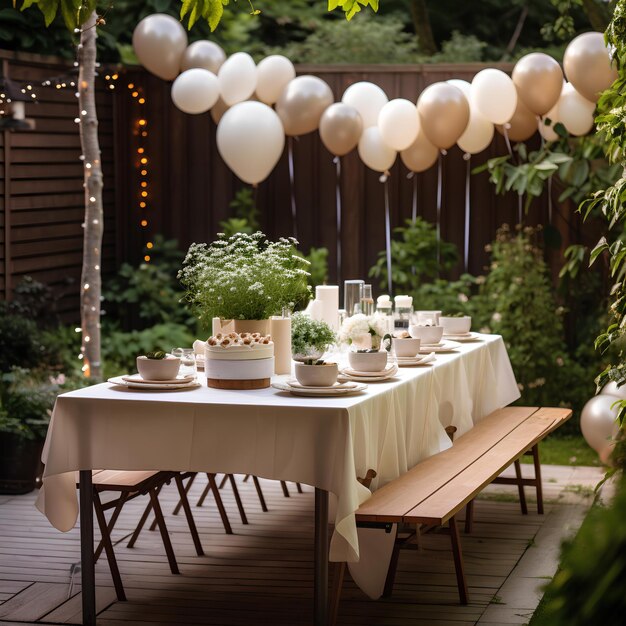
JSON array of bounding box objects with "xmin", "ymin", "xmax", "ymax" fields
[
  {"xmin": 180, "ymin": 0, "xmax": 229, "ymax": 31},
  {"xmin": 17, "ymin": 0, "xmax": 96, "ymax": 30},
  {"xmin": 328, "ymin": 0, "xmax": 379, "ymax": 21}
]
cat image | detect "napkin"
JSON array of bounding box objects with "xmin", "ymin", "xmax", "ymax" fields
[{"xmin": 193, "ymin": 339, "xmax": 206, "ymax": 357}]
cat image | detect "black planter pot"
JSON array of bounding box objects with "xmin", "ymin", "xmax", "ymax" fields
[{"xmin": 0, "ymin": 433, "xmax": 44, "ymax": 495}]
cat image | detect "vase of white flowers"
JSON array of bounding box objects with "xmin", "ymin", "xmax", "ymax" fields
[
  {"xmin": 339, "ymin": 314, "xmax": 392, "ymax": 351},
  {"xmin": 291, "ymin": 313, "xmax": 336, "ymax": 362},
  {"xmin": 178, "ymin": 232, "xmax": 312, "ymax": 329}
]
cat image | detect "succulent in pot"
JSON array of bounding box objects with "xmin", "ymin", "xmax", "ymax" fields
[
  {"xmin": 294, "ymin": 359, "xmax": 339, "ymax": 387},
  {"xmin": 136, "ymin": 351, "xmax": 181, "ymax": 381},
  {"xmin": 291, "ymin": 313, "xmax": 336, "ymax": 363}
]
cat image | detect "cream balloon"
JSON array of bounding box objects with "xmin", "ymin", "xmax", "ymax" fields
[
  {"xmin": 580, "ymin": 395, "xmax": 620, "ymax": 453},
  {"xmin": 256, "ymin": 55, "xmax": 296, "ymax": 105},
  {"xmin": 218, "ymin": 52, "xmax": 257, "ymax": 106},
  {"xmin": 564, "ymin": 32, "xmax": 618, "ymax": 102},
  {"xmin": 496, "ymin": 89, "xmax": 537, "ymax": 142},
  {"xmin": 512, "ymin": 53, "xmax": 563, "ymax": 115},
  {"xmin": 417, "ymin": 82, "xmax": 470, "ymax": 149},
  {"xmin": 210, "ymin": 96, "xmax": 229, "ymax": 125},
  {"xmin": 401, "ymin": 129, "xmax": 439, "ymax": 173},
  {"xmin": 358, "ymin": 126, "xmax": 396, "ymax": 172},
  {"xmin": 342, "ymin": 82, "xmax": 389, "ymax": 128},
  {"xmin": 446, "ymin": 79, "xmax": 471, "ymax": 97},
  {"xmin": 539, "ymin": 98, "xmax": 560, "ymax": 142},
  {"xmin": 558, "ymin": 82, "xmax": 595, "ymax": 136},
  {"xmin": 319, "ymin": 103, "xmax": 363, "ymax": 156},
  {"xmin": 458, "ymin": 107, "xmax": 494, "ymax": 154},
  {"xmin": 601, "ymin": 381, "xmax": 626, "ymax": 400},
  {"xmin": 180, "ymin": 40, "xmax": 226, "ymax": 74},
  {"xmin": 171, "ymin": 69, "xmax": 219, "ymax": 115},
  {"xmin": 275, "ymin": 75, "xmax": 334, "ymax": 136},
  {"xmin": 378, "ymin": 99, "xmax": 420, "ymax": 151},
  {"xmin": 216, "ymin": 101, "xmax": 285, "ymax": 185},
  {"xmin": 471, "ymin": 68, "xmax": 518, "ymax": 125},
  {"xmin": 132, "ymin": 14, "xmax": 187, "ymax": 81}
]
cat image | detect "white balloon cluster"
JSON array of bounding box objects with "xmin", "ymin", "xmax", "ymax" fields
[{"xmin": 132, "ymin": 14, "xmax": 617, "ymax": 185}]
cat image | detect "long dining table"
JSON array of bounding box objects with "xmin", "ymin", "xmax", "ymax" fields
[{"xmin": 36, "ymin": 333, "xmax": 519, "ymax": 625}]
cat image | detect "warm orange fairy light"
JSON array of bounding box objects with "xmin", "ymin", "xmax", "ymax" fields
[
  {"xmin": 132, "ymin": 91, "xmax": 139, "ymax": 98},
  {"xmin": 141, "ymin": 191, "xmax": 148, "ymax": 198},
  {"xmin": 112, "ymin": 73, "xmax": 119, "ymax": 80},
  {"xmin": 141, "ymin": 219, "xmax": 148, "ymax": 227},
  {"xmin": 141, "ymin": 169, "xmax": 147, "ymax": 176},
  {"xmin": 138, "ymin": 119, "xmax": 146, "ymax": 126},
  {"xmin": 128, "ymin": 83, "xmax": 134, "ymax": 89},
  {"xmin": 146, "ymin": 242, "xmax": 153, "ymax": 249},
  {"xmin": 140, "ymin": 201, "xmax": 146, "ymax": 208},
  {"xmin": 140, "ymin": 157, "xmax": 148, "ymax": 164},
  {"xmin": 144, "ymin": 255, "xmax": 151, "ymax": 262},
  {"xmin": 141, "ymin": 181, "xmax": 147, "ymax": 188},
  {"xmin": 138, "ymin": 98, "xmax": 145, "ymax": 104},
  {"xmin": 137, "ymin": 147, "xmax": 144, "ymax": 154}
]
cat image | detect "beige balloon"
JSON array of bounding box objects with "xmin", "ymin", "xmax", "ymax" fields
[
  {"xmin": 256, "ymin": 55, "xmax": 296, "ymax": 105},
  {"xmin": 458, "ymin": 108, "xmax": 494, "ymax": 154},
  {"xmin": 358, "ymin": 126, "xmax": 396, "ymax": 172},
  {"xmin": 276, "ymin": 75, "xmax": 334, "ymax": 136},
  {"xmin": 496, "ymin": 89, "xmax": 538, "ymax": 142},
  {"xmin": 512, "ymin": 53, "xmax": 563, "ymax": 115},
  {"xmin": 564, "ymin": 32, "xmax": 618, "ymax": 102},
  {"xmin": 417, "ymin": 82, "xmax": 470, "ymax": 149},
  {"xmin": 319, "ymin": 103, "xmax": 363, "ymax": 156},
  {"xmin": 401, "ymin": 129, "xmax": 439, "ymax": 173},
  {"xmin": 132, "ymin": 14, "xmax": 187, "ymax": 81},
  {"xmin": 181, "ymin": 40, "xmax": 226, "ymax": 74},
  {"xmin": 210, "ymin": 96, "xmax": 229, "ymax": 125}
]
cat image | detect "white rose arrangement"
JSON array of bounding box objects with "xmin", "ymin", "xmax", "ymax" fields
[{"xmin": 339, "ymin": 313, "xmax": 392, "ymax": 351}]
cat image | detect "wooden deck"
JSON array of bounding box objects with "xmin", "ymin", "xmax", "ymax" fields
[{"xmin": 0, "ymin": 473, "xmax": 592, "ymax": 625}]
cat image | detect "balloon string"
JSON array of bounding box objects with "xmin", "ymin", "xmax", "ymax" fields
[
  {"xmin": 464, "ymin": 155, "xmax": 471, "ymax": 272},
  {"xmin": 537, "ymin": 115, "xmax": 545, "ymax": 150},
  {"xmin": 411, "ymin": 174, "xmax": 418, "ymax": 222},
  {"xmin": 503, "ymin": 125, "xmax": 514, "ymax": 159},
  {"xmin": 518, "ymin": 194, "xmax": 523, "ymax": 226},
  {"xmin": 384, "ymin": 178, "xmax": 393, "ymax": 296},
  {"xmin": 436, "ymin": 151, "xmax": 443, "ymax": 273},
  {"xmin": 288, "ymin": 136, "xmax": 298, "ymax": 240},
  {"xmin": 334, "ymin": 156, "xmax": 342, "ymax": 284}
]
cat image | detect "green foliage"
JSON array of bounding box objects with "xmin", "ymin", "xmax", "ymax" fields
[
  {"xmin": 473, "ymin": 225, "xmax": 592, "ymax": 430},
  {"xmin": 430, "ymin": 30, "xmax": 486, "ymax": 63},
  {"xmin": 291, "ymin": 311, "xmax": 336, "ymax": 355},
  {"xmin": 532, "ymin": 478, "xmax": 626, "ymax": 626},
  {"xmin": 0, "ymin": 310, "xmax": 41, "ymax": 373},
  {"xmin": 276, "ymin": 13, "xmax": 421, "ymax": 63},
  {"xmin": 145, "ymin": 350, "xmax": 166, "ymax": 359},
  {"xmin": 219, "ymin": 188, "xmax": 260, "ymax": 237},
  {"xmin": 179, "ymin": 232, "xmax": 312, "ymax": 324},
  {"xmin": 104, "ymin": 235, "xmax": 194, "ymax": 329},
  {"xmin": 369, "ymin": 218, "xmax": 459, "ymax": 293},
  {"xmin": 413, "ymin": 275, "xmax": 477, "ymax": 315},
  {"xmin": 298, "ymin": 246, "xmax": 329, "ymax": 288},
  {"xmin": 541, "ymin": 0, "xmax": 583, "ymax": 42},
  {"xmin": 102, "ymin": 322, "xmax": 195, "ymax": 378}
]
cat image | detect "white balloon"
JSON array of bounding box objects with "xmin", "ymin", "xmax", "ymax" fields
[
  {"xmin": 218, "ymin": 52, "xmax": 257, "ymax": 106},
  {"xmin": 471, "ymin": 69, "xmax": 517, "ymax": 125},
  {"xmin": 256, "ymin": 55, "xmax": 296, "ymax": 105},
  {"xmin": 457, "ymin": 106, "xmax": 494, "ymax": 154},
  {"xmin": 358, "ymin": 126, "xmax": 397, "ymax": 172},
  {"xmin": 580, "ymin": 395, "xmax": 620, "ymax": 453},
  {"xmin": 378, "ymin": 99, "xmax": 420, "ymax": 151},
  {"xmin": 217, "ymin": 101, "xmax": 285, "ymax": 185},
  {"xmin": 557, "ymin": 82, "xmax": 595, "ymax": 136},
  {"xmin": 539, "ymin": 104, "xmax": 560, "ymax": 142},
  {"xmin": 171, "ymin": 69, "xmax": 219, "ymax": 115},
  {"xmin": 447, "ymin": 79, "xmax": 471, "ymax": 97},
  {"xmin": 601, "ymin": 381, "xmax": 626, "ymax": 400},
  {"xmin": 342, "ymin": 82, "xmax": 389, "ymax": 128}
]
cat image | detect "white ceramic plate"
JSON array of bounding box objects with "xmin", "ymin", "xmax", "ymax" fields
[
  {"xmin": 121, "ymin": 373, "xmax": 196, "ymax": 385},
  {"xmin": 341, "ymin": 364, "xmax": 398, "ymax": 378},
  {"xmin": 338, "ymin": 364, "xmax": 399, "ymax": 382},
  {"xmin": 418, "ymin": 340, "xmax": 461, "ymax": 353},
  {"xmin": 396, "ymin": 353, "xmax": 436, "ymax": 367},
  {"xmin": 108, "ymin": 376, "xmax": 201, "ymax": 391},
  {"xmin": 286, "ymin": 379, "xmax": 358, "ymax": 390},
  {"xmin": 441, "ymin": 332, "xmax": 482, "ymax": 342},
  {"xmin": 272, "ymin": 381, "xmax": 367, "ymax": 397}
]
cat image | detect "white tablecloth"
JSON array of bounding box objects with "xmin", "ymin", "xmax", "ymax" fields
[{"xmin": 36, "ymin": 334, "xmax": 518, "ymax": 569}]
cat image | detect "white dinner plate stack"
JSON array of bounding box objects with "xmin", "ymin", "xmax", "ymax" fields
[
  {"xmin": 418, "ymin": 340, "xmax": 461, "ymax": 353},
  {"xmin": 338, "ymin": 363, "xmax": 399, "ymax": 383},
  {"xmin": 272, "ymin": 380, "xmax": 367, "ymax": 397},
  {"xmin": 396, "ymin": 352, "xmax": 436, "ymax": 367},
  {"xmin": 108, "ymin": 374, "xmax": 200, "ymax": 391},
  {"xmin": 442, "ymin": 332, "xmax": 482, "ymax": 342}
]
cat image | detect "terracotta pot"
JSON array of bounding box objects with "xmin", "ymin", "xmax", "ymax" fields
[{"xmin": 212, "ymin": 318, "xmax": 271, "ymax": 336}]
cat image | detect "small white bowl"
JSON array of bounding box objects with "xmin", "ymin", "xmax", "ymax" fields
[
  {"xmin": 136, "ymin": 355, "xmax": 181, "ymax": 381},
  {"xmin": 348, "ymin": 351, "xmax": 388, "ymax": 372},
  {"xmin": 294, "ymin": 362, "xmax": 338, "ymax": 387},
  {"xmin": 440, "ymin": 316, "xmax": 472, "ymax": 335},
  {"xmin": 414, "ymin": 310, "xmax": 442, "ymax": 325},
  {"xmin": 394, "ymin": 337, "xmax": 421, "ymax": 358},
  {"xmin": 409, "ymin": 325, "xmax": 444, "ymax": 345}
]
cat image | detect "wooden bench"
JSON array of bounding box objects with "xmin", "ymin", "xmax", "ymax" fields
[{"xmin": 337, "ymin": 406, "xmax": 572, "ymax": 614}]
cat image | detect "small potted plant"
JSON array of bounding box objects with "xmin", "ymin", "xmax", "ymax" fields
[
  {"xmin": 339, "ymin": 314, "xmax": 392, "ymax": 371},
  {"xmin": 136, "ymin": 350, "xmax": 181, "ymax": 381},
  {"xmin": 291, "ymin": 313, "xmax": 336, "ymax": 362},
  {"xmin": 179, "ymin": 232, "xmax": 312, "ymax": 336},
  {"xmin": 294, "ymin": 358, "xmax": 339, "ymax": 387},
  {"xmin": 439, "ymin": 312, "xmax": 472, "ymax": 335}
]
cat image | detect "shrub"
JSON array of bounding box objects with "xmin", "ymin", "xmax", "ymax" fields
[{"xmin": 291, "ymin": 312, "xmax": 336, "ymax": 356}]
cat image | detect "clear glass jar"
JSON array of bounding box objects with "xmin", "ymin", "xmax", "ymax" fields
[{"xmin": 394, "ymin": 295, "xmax": 413, "ymax": 331}]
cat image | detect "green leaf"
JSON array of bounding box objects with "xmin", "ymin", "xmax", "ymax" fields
[
  {"xmin": 207, "ymin": 0, "xmax": 224, "ymax": 31},
  {"xmin": 34, "ymin": 0, "xmax": 60, "ymax": 27},
  {"xmin": 590, "ymin": 237, "xmax": 609, "ymax": 264}
]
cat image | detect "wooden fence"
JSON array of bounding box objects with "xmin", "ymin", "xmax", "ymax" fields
[{"xmin": 1, "ymin": 54, "xmax": 591, "ymax": 322}]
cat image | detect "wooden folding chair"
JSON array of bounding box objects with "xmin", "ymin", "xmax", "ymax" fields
[{"xmin": 78, "ymin": 470, "xmax": 203, "ymax": 601}]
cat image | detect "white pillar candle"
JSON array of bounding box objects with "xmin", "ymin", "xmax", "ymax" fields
[
  {"xmin": 315, "ymin": 285, "xmax": 339, "ymax": 331},
  {"xmin": 270, "ymin": 316, "xmax": 292, "ymax": 375}
]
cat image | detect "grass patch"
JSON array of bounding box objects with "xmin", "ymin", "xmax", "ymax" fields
[{"xmin": 521, "ymin": 434, "xmax": 600, "ymax": 467}]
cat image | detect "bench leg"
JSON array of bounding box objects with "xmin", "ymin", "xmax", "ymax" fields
[
  {"xmin": 93, "ymin": 491, "xmax": 126, "ymax": 602},
  {"xmin": 149, "ymin": 488, "xmax": 180, "ymax": 575},
  {"xmin": 280, "ymin": 480, "xmax": 291, "ymax": 497},
  {"xmin": 174, "ymin": 474, "xmax": 204, "ymax": 557},
  {"xmin": 296, "ymin": 482, "xmax": 304, "ymax": 493},
  {"xmin": 514, "ymin": 460, "xmax": 528, "ymax": 515},
  {"xmin": 464, "ymin": 499, "xmax": 474, "ymax": 534},
  {"xmin": 251, "ymin": 475, "xmax": 269, "ymax": 512},
  {"xmin": 128, "ymin": 484, "xmax": 162, "ymax": 548},
  {"xmin": 172, "ymin": 472, "xmax": 197, "ymax": 516},
  {"xmin": 531, "ymin": 444, "xmax": 544, "ymax": 514},
  {"xmin": 196, "ymin": 480, "xmax": 211, "ymax": 507},
  {"xmin": 95, "ymin": 493, "xmax": 127, "ymax": 562},
  {"xmin": 205, "ymin": 473, "xmax": 234, "ymax": 534},
  {"xmin": 228, "ymin": 474, "xmax": 249, "ymax": 525},
  {"xmin": 329, "ymin": 561, "xmax": 346, "ymax": 626},
  {"xmin": 219, "ymin": 474, "xmax": 229, "ymax": 489},
  {"xmin": 382, "ymin": 535, "xmax": 402, "ymax": 598},
  {"xmin": 449, "ymin": 515, "xmax": 469, "ymax": 605}
]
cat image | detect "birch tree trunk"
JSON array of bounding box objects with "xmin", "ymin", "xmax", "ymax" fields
[{"xmin": 78, "ymin": 12, "xmax": 103, "ymax": 380}]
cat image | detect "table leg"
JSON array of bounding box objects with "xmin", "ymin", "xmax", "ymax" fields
[
  {"xmin": 79, "ymin": 470, "xmax": 96, "ymax": 626},
  {"xmin": 314, "ymin": 488, "xmax": 329, "ymax": 626}
]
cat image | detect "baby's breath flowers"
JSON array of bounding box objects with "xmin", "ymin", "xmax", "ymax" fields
[{"xmin": 179, "ymin": 232, "xmax": 311, "ymax": 325}]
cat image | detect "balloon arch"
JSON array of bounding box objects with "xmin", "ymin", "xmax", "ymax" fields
[{"xmin": 133, "ymin": 14, "xmax": 617, "ymax": 289}]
